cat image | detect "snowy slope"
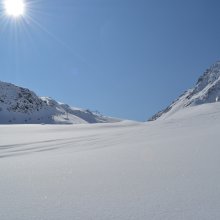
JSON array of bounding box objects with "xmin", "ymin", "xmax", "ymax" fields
[
  {"xmin": 0, "ymin": 81, "xmax": 120, "ymax": 124},
  {"xmin": 0, "ymin": 102, "xmax": 220, "ymax": 219},
  {"xmin": 149, "ymin": 61, "xmax": 220, "ymax": 121}
]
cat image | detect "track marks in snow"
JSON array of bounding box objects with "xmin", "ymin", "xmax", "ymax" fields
[{"xmin": 0, "ymin": 135, "xmax": 104, "ymax": 158}]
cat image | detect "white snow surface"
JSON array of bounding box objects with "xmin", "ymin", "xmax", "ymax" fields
[{"xmin": 0, "ymin": 102, "xmax": 220, "ymax": 219}]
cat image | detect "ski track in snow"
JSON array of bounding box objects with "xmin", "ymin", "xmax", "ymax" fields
[
  {"xmin": 0, "ymin": 121, "xmax": 140, "ymax": 158},
  {"xmin": 0, "ymin": 103, "xmax": 220, "ymax": 219}
]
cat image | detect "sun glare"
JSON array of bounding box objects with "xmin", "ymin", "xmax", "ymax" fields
[{"xmin": 4, "ymin": 0, "xmax": 26, "ymax": 17}]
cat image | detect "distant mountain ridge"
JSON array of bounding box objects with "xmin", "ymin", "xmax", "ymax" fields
[
  {"xmin": 149, "ymin": 61, "xmax": 220, "ymax": 121},
  {"xmin": 0, "ymin": 81, "xmax": 120, "ymax": 124}
]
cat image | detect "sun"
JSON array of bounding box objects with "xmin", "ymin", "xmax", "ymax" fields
[{"xmin": 4, "ymin": 0, "xmax": 26, "ymax": 17}]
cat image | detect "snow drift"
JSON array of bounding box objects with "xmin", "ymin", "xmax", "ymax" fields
[{"xmin": 0, "ymin": 102, "xmax": 220, "ymax": 219}]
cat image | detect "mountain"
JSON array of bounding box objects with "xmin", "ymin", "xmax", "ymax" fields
[
  {"xmin": 149, "ymin": 61, "xmax": 220, "ymax": 121},
  {"xmin": 0, "ymin": 81, "xmax": 120, "ymax": 124}
]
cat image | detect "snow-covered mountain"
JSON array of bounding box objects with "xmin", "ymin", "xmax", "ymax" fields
[
  {"xmin": 0, "ymin": 81, "xmax": 120, "ymax": 124},
  {"xmin": 149, "ymin": 61, "xmax": 220, "ymax": 121}
]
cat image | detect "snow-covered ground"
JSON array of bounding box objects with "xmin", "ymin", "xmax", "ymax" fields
[{"xmin": 0, "ymin": 102, "xmax": 220, "ymax": 220}]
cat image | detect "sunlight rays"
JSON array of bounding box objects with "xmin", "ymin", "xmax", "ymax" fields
[{"xmin": 0, "ymin": 0, "xmax": 86, "ymax": 73}]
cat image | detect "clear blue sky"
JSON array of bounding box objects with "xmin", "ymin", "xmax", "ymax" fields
[{"xmin": 0, "ymin": 0, "xmax": 220, "ymax": 121}]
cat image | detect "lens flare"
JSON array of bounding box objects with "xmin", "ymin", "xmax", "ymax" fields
[{"xmin": 4, "ymin": 0, "xmax": 26, "ymax": 17}]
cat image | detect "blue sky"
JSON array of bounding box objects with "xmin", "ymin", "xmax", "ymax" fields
[{"xmin": 0, "ymin": 0, "xmax": 220, "ymax": 121}]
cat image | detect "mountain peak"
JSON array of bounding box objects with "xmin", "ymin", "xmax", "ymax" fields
[
  {"xmin": 149, "ymin": 61, "xmax": 220, "ymax": 121},
  {"xmin": 195, "ymin": 61, "xmax": 220, "ymax": 91}
]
